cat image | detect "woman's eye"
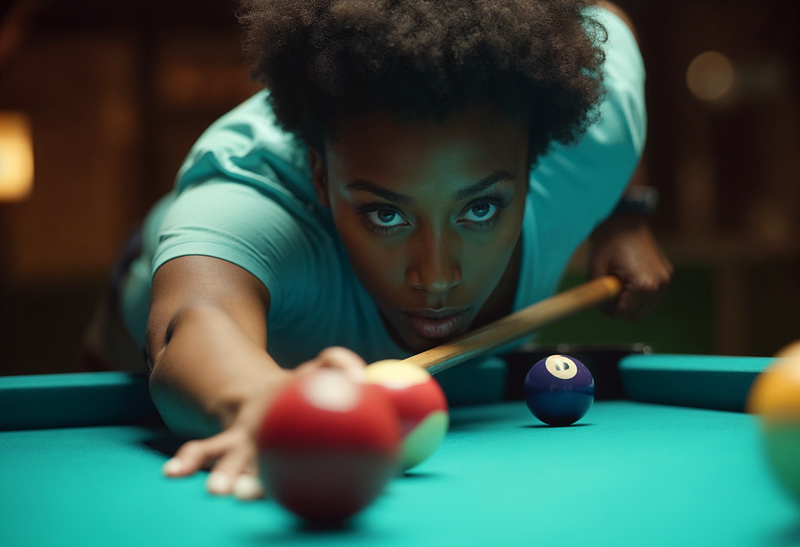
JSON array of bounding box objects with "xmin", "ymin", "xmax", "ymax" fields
[
  {"xmin": 462, "ymin": 202, "xmax": 498, "ymax": 222},
  {"xmin": 367, "ymin": 209, "xmax": 405, "ymax": 227}
]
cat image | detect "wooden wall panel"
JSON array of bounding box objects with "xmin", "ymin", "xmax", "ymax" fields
[{"xmin": 0, "ymin": 34, "xmax": 140, "ymax": 281}]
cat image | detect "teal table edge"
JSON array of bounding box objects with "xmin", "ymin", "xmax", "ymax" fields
[
  {"xmin": 0, "ymin": 371, "xmax": 160, "ymax": 430},
  {"xmin": 0, "ymin": 354, "xmax": 779, "ymax": 431},
  {"xmin": 620, "ymin": 354, "xmax": 776, "ymax": 413}
]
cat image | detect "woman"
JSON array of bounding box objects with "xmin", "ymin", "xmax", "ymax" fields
[{"xmin": 84, "ymin": 0, "xmax": 671, "ymax": 498}]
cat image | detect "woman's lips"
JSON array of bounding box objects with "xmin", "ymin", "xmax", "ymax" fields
[{"xmin": 403, "ymin": 310, "xmax": 466, "ymax": 339}]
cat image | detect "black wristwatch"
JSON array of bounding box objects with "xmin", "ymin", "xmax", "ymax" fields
[{"xmin": 612, "ymin": 185, "xmax": 658, "ymax": 216}]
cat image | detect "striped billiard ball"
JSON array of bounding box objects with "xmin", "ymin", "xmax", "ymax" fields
[{"xmin": 366, "ymin": 360, "xmax": 449, "ymax": 471}]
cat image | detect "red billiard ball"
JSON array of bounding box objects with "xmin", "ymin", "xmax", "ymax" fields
[
  {"xmin": 524, "ymin": 355, "xmax": 595, "ymax": 426},
  {"xmin": 366, "ymin": 360, "xmax": 449, "ymax": 471},
  {"xmin": 257, "ymin": 369, "xmax": 401, "ymax": 523}
]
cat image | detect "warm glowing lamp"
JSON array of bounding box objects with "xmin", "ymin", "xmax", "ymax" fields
[
  {"xmin": 0, "ymin": 112, "xmax": 34, "ymax": 201},
  {"xmin": 686, "ymin": 51, "xmax": 734, "ymax": 101}
]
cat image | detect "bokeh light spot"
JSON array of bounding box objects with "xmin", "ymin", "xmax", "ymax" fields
[
  {"xmin": 0, "ymin": 112, "xmax": 34, "ymax": 202},
  {"xmin": 687, "ymin": 51, "xmax": 734, "ymax": 101}
]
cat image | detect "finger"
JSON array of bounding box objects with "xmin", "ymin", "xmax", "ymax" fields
[
  {"xmin": 608, "ymin": 286, "xmax": 640, "ymax": 319},
  {"xmin": 318, "ymin": 347, "xmax": 368, "ymax": 382},
  {"xmin": 232, "ymin": 474, "xmax": 266, "ymax": 501},
  {"xmin": 163, "ymin": 440, "xmax": 217, "ymax": 477},
  {"xmin": 243, "ymin": 459, "xmax": 259, "ymax": 475},
  {"xmin": 164, "ymin": 433, "xmax": 237, "ymax": 477},
  {"xmin": 206, "ymin": 432, "xmax": 257, "ymax": 496},
  {"xmin": 587, "ymin": 247, "xmax": 611, "ymax": 279},
  {"xmin": 616, "ymin": 272, "xmax": 671, "ymax": 320},
  {"xmin": 629, "ymin": 279, "xmax": 671, "ymax": 320},
  {"xmin": 609, "ymin": 279, "xmax": 656, "ymax": 319},
  {"xmin": 233, "ymin": 457, "xmax": 265, "ymax": 500},
  {"xmin": 296, "ymin": 346, "xmax": 367, "ymax": 383}
]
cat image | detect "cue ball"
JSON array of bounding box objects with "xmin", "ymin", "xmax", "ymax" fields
[
  {"xmin": 524, "ymin": 355, "xmax": 595, "ymax": 426},
  {"xmin": 366, "ymin": 360, "xmax": 449, "ymax": 471},
  {"xmin": 257, "ymin": 369, "xmax": 401, "ymax": 523}
]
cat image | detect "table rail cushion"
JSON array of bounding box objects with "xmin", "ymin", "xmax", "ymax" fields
[
  {"xmin": 0, "ymin": 372, "xmax": 159, "ymax": 430},
  {"xmin": 619, "ymin": 354, "xmax": 775, "ymax": 412}
]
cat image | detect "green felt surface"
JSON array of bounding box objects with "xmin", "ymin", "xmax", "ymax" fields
[
  {"xmin": 2, "ymin": 401, "xmax": 798, "ymax": 547},
  {"xmin": 763, "ymin": 423, "xmax": 800, "ymax": 505}
]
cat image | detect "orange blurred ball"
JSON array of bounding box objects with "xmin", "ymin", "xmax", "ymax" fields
[
  {"xmin": 746, "ymin": 358, "xmax": 800, "ymax": 421},
  {"xmin": 746, "ymin": 349, "xmax": 800, "ymax": 505},
  {"xmin": 775, "ymin": 339, "xmax": 800, "ymax": 360}
]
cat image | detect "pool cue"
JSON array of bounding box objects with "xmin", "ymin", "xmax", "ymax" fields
[{"xmin": 402, "ymin": 275, "xmax": 622, "ymax": 375}]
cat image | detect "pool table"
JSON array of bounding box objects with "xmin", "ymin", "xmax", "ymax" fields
[{"xmin": 1, "ymin": 352, "xmax": 798, "ymax": 547}]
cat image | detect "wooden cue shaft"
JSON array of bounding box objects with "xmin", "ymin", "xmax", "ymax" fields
[{"xmin": 402, "ymin": 275, "xmax": 622, "ymax": 375}]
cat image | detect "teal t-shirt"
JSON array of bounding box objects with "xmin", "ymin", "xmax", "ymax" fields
[{"xmin": 121, "ymin": 9, "xmax": 645, "ymax": 403}]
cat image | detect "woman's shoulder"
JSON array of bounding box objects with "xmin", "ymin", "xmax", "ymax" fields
[
  {"xmin": 172, "ymin": 90, "xmax": 322, "ymax": 216},
  {"xmin": 589, "ymin": 2, "xmax": 645, "ymax": 87},
  {"xmin": 594, "ymin": 2, "xmax": 638, "ymax": 43},
  {"xmin": 191, "ymin": 91, "xmax": 304, "ymax": 164}
]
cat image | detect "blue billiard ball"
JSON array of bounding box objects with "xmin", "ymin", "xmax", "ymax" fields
[{"xmin": 524, "ymin": 355, "xmax": 595, "ymax": 426}]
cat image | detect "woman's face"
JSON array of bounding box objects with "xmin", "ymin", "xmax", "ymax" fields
[{"xmin": 310, "ymin": 107, "xmax": 529, "ymax": 353}]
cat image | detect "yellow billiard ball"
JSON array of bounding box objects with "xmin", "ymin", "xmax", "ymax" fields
[
  {"xmin": 775, "ymin": 339, "xmax": 800, "ymax": 359},
  {"xmin": 747, "ymin": 349, "xmax": 800, "ymax": 505}
]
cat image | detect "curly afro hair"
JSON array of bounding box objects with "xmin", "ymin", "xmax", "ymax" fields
[{"xmin": 238, "ymin": 0, "xmax": 607, "ymax": 166}]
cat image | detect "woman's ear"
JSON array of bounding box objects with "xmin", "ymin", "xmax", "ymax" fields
[{"xmin": 308, "ymin": 148, "xmax": 331, "ymax": 207}]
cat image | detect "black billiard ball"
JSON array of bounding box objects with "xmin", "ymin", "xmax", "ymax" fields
[{"xmin": 524, "ymin": 355, "xmax": 595, "ymax": 426}]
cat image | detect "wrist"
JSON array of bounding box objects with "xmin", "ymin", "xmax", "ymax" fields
[
  {"xmin": 216, "ymin": 367, "xmax": 291, "ymax": 431},
  {"xmin": 591, "ymin": 211, "xmax": 649, "ymax": 243},
  {"xmin": 611, "ymin": 185, "xmax": 658, "ymax": 217}
]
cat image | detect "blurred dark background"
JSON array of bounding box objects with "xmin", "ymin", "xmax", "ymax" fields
[{"xmin": 1, "ymin": 0, "xmax": 798, "ymax": 376}]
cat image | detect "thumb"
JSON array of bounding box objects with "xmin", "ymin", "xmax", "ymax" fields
[{"xmin": 295, "ymin": 346, "xmax": 367, "ymax": 384}]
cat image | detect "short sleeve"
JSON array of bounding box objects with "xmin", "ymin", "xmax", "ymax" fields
[
  {"xmin": 152, "ymin": 180, "xmax": 336, "ymax": 324},
  {"xmin": 526, "ymin": 8, "xmax": 647, "ymax": 292}
]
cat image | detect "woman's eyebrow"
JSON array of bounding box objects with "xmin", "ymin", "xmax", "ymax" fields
[
  {"xmin": 452, "ymin": 169, "xmax": 516, "ymax": 201},
  {"xmin": 346, "ymin": 168, "xmax": 516, "ymax": 205},
  {"xmin": 346, "ymin": 179, "xmax": 415, "ymax": 205}
]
